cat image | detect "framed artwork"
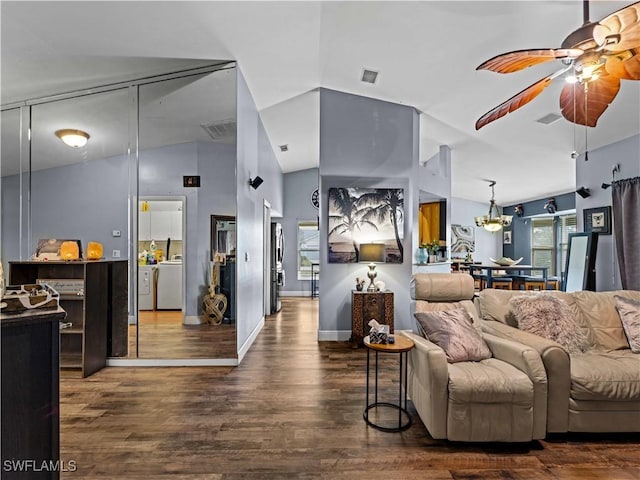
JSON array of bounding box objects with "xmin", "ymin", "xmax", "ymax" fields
[
  {"xmin": 583, "ymin": 206, "xmax": 611, "ymax": 235},
  {"xmin": 451, "ymin": 224, "xmax": 475, "ymax": 253},
  {"xmin": 503, "ymin": 230, "xmax": 512, "ymax": 244},
  {"xmin": 327, "ymin": 187, "xmax": 404, "ymax": 263}
]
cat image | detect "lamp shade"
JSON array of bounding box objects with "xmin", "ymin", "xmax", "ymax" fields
[{"xmin": 359, "ymin": 243, "xmax": 385, "ymax": 263}]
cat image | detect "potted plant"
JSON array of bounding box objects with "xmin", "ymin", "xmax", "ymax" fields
[{"xmin": 427, "ymin": 239, "xmax": 440, "ymax": 263}]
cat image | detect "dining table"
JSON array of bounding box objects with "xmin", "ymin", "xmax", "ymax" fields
[{"xmin": 467, "ymin": 263, "xmax": 548, "ymax": 289}]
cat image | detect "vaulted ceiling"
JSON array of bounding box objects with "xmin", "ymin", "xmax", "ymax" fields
[{"xmin": 2, "ymin": 1, "xmax": 638, "ymax": 204}]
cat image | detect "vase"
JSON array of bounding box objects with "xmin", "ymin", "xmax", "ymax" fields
[
  {"xmin": 418, "ymin": 248, "xmax": 428, "ymax": 264},
  {"xmin": 429, "ymin": 254, "xmax": 438, "ymax": 263}
]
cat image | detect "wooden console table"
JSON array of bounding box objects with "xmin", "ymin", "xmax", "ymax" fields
[{"xmin": 351, "ymin": 290, "xmax": 394, "ymax": 347}]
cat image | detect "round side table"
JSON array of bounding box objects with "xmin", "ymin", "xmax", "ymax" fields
[{"xmin": 363, "ymin": 334, "xmax": 415, "ymax": 432}]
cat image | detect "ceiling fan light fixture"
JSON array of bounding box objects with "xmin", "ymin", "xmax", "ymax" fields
[
  {"xmin": 55, "ymin": 129, "xmax": 89, "ymax": 148},
  {"xmin": 565, "ymin": 74, "xmax": 579, "ymax": 84},
  {"xmin": 474, "ymin": 181, "xmax": 513, "ymax": 232}
]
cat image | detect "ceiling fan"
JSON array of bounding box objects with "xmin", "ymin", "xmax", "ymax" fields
[{"xmin": 475, "ymin": 0, "xmax": 640, "ymax": 130}]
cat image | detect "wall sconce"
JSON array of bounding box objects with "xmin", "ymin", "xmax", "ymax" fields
[
  {"xmin": 55, "ymin": 129, "xmax": 89, "ymax": 148},
  {"xmin": 249, "ymin": 176, "xmax": 264, "ymax": 190},
  {"xmin": 576, "ymin": 186, "xmax": 591, "ymax": 198},
  {"xmin": 514, "ymin": 204, "xmax": 524, "ymax": 217},
  {"xmin": 544, "ymin": 197, "xmax": 557, "ymax": 214},
  {"xmin": 359, "ymin": 243, "xmax": 385, "ymax": 292}
]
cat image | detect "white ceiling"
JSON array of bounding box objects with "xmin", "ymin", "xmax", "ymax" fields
[{"xmin": 2, "ymin": 1, "xmax": 638, "ymax": 204}]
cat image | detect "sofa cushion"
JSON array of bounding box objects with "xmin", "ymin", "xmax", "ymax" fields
[
  {"xmin": 415, "ymin": 299, "xmax": 481, "ymax": 325},
  {"xmin": 448, "ymin": 358, "xmax": 533, "ymax": 404},
  {"xmin": 477, "ymin": 290, "xmax": 585, "ymax": 334},
  {"xmin": 615, "ymin": 295, "xmax": 640, "ymax": 354},
  {"xmin": 571, "ymin": 291, "xmax": 640, "ymax": 351},
  {"xmin": 412, "ymin": 273, "xmax": 475, "ymax": 302},
  {"xmin": 570, "ymin": 351, "xmax": 640, "ymax": 402},
  {"xmin": 415, "ymin": 309, "xmax": 492, "ymax": 363},
  {"xmin": 509, "ymin": 294, "xmax": 590, "ymax": 354}
]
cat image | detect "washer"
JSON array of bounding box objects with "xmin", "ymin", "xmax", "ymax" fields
[{"xmin": 156, "ymin": 261, "xmax": 183, "ymax": 310}]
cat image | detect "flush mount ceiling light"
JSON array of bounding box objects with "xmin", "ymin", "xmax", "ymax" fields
[
  {"xmin": 55, "ymin": 129, "xmax": 89, "ymax": 148},
  {"xmin": 474, "ymin": 181, "xmax": 513, "ymax": 232}
]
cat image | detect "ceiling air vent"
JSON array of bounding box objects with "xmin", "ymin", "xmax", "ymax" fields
[
  {"xmin": 535, "ymin": 113, "xmax": 562, "ymax": 125},
  {"xmin": 361, "ymin": 69, "xmax": 379, "ymax": 84},
  {"xmin": 201, "ymin": 119, "xmax": 236, "ymax": 141}
]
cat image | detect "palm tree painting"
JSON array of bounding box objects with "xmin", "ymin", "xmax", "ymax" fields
[{"xmin": 328, "ymin": 187, "xmax": 404, "ymax": 263}]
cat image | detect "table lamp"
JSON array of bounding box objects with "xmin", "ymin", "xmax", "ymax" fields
[{"xmin": 359, "ymin": 243, "xmax": 385, "ymax": 292}]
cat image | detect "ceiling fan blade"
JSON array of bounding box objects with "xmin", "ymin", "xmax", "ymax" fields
[
  {"xmin": 476, "ymin": 76, "xmax": 553, "ymax": 130},
  {"xmin": 605, "ymin": 50, "xmax": 640, "ymax": 79},
  {"xmin": 477, "ymin": 49, "xmax": 582, "ymax": 74},
  {"xmin": 559, "ymin": 73, "xmax": 621, "ymax": 127},
  {"xmin": 594, "ymin": 1, "xmax": 640, "ymax": 51}
]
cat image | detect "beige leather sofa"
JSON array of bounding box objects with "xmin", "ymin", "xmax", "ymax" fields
[
  {"xmin": 403, "ymin": 273, "xmax": 547, "ymax": 442},
  {"xmin": 477, "ymin": 288, "xmax": 640, "ymax": 433}
]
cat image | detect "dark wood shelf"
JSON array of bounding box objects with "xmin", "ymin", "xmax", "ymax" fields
[{"xmin": 10, "ymin": 260, "xmax": 110, "ymax": 378}]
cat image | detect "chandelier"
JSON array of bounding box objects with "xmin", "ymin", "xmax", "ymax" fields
[{"xmin": 474, "ymin": 181, "xmax": 513, "ymax": 232}]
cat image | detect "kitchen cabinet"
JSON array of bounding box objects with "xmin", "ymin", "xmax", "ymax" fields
[
  {"xmin": 139, "ymin": 210, "xmax": 151, "ymax": 240},
  {"xmin": 148, "ymin": 210, "xmax": 182, "ymax": 241},
  {"xmin": 150, "ymin": 211, "xmax": 172, "ymax": 240}
]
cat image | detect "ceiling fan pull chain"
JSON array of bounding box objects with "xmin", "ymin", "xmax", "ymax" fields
[{"xmin": 584, "ymin": 82, "xmax": 589, "ymax": 161}]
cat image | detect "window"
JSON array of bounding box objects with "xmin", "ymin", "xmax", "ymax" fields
[
  {"xmin": 531, "ymin": 213, "xmax": 576, "ymax": 277},
  {"xmin": 532, "ymin": 217, "xmax": 554, "ymax": 274},
  {"xmin": 557, "ymin": 214, "xmax": 577, "ymax": 276},
  {"xmin": 298, "ymin": 221, "xmax": 319, "ymax": 280}
]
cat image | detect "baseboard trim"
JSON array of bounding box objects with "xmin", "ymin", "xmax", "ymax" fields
[
  {"xmin": 106, "ymin": 358, "xmax": 238, "ymax": 367},
  {"xmin": 317, "ymin": 330, "xmax": 351, "ymax": 342},
  {"xmin": 281, "ymin": 291, "xmax": 312, "ymax": 297},
  {"xmin": 237, "ymin": 317, "xmax": 265, "ymax": 364},
  {"xmin": 183, "ymin": 315, "xmax": 202, "ymax": 325}
]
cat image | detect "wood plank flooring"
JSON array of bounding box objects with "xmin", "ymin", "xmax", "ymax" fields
[
  {"xmin": 128, "ymin": 310, "xmax": 236, "ymax": 358},
  {"xmin": 60, "ymin": 297, "xmax": 640, "ymax": 479}
]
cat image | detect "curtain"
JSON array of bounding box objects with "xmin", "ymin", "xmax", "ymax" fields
[
  {"xmin": 612, "ymin": 176, "xmax": 640, "ymax": 290},
  {"xmin": 419, "ymin": 203, "xmax": 440, "ymax": 246}
]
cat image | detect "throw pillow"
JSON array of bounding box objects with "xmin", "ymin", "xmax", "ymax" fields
[
  {"xmin": 414, "ymin": 308, "xmax": 492, "ymax": 363},
  {"xmin": 614, "ymin": 295, "xmax": 640, "ymax": 353},
  {"xmin": 509, "ymin": 294, "xmax": 590, "ymax": 354}
]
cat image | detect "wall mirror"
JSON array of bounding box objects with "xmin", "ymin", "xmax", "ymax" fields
[
  {"xmin": 1, "ymin": 60, "xmax": 239, "ymax": 362},
  {"xmin": 564, "ymin": 232, "xmax": 598, "ymax": 292}
]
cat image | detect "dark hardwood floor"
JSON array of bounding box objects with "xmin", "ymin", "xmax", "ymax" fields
[
  {"xmin": 128, "ymin": 310, "xmax": 237, "ymax": 358},
  {"xmin": 60, "ymin": 297, "xmax": 640, "ymax": 479}
]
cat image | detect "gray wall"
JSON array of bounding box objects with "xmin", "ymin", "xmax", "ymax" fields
[
  {"xmin": 2, "ymin": 140, "xmax": 237, "ymax": 319},
  {"xmin": 575, "ymin": 133, "xmax": 640, "ymax": 291},
  {"xmin": 502, "ymin": 192, "xmax": 575, "ymax": 265},
  {"xmin": 281, "ymin": 168, "xmax": 319, "ymax": 295},
  {"xmin": 318, "ymin": 88, "xmax": 419, "ymax": 338},
  {"xmin": 235, "ymin": 68, "xmax": 284, "ymax": 356}
]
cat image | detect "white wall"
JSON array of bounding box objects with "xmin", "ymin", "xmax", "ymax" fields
[
  {"xmin": 575, "ymin": 133, "xmax": 640, "ymax": 291},
  {"xmin": 318, "ymin": 89, "xmax": 419, "ymax": 339}
]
